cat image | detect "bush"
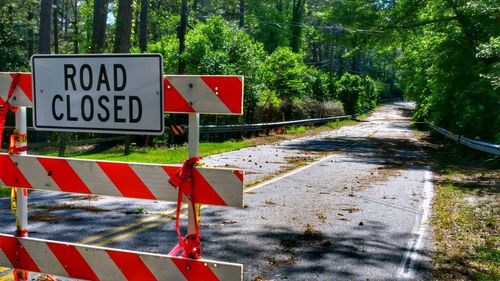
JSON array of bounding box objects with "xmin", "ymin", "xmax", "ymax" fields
[
  {"xmin": 336, "ymin": 73, "xmax": 380, "ymax": 115},
  {"xmin": 336, "ymin": 73, "xmax": 363, "ymax": 115},
  {"xmin": 148, "ymin": 17, "xmax": 267, "ymax": 123}
]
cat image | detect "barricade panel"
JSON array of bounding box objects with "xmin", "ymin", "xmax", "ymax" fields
[
  {"xmin": 0, "ymin": 73, "xmax": 244, "ymax": 115},
  {"xmin": 0, "ymin": 234, "xmax": 243, "ymax": 281},
  {"xmin": 0, "ymin": 153, "xmax": 244, "ymax": 207}
]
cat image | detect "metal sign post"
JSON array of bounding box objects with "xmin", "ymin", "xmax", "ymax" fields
[
  {"xmin": 187, "ymin": 113, "xmax": 200, "ymax": 239},
  {"xmin": 12, "ymin": 107, "xmax": 29, "ymax": 281},
  {"xmin": 14, "ymin": 107, "xmax": 28, "ymax": 236}
]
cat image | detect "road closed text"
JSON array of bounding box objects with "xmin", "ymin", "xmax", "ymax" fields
[
  {"xmin": 50, "ymin": 64, "xmax": 142, "ymax": 123},
  {"xmin": 32, "ymin": 55, "xmax": 163, "ymax": 134}
]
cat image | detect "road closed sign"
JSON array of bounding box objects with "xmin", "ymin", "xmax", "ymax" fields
[{"xmin": 32, "ymin": 54, "xmax": 164, "ymax": 135}]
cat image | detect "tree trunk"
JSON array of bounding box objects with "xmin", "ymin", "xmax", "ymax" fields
[
  {"xmin": 134, "ymin": 2, "xmax": 140, "ymax": 45},
  {"xmin": 63, "ymin": 0, "xmax": 68, "ymax": 35},
  {"xmin": 139, "ymin": 0, "xmax": 148, "ymax": 52},
  {"xmin": 113, "ymin": 0, "xmax": 133, "ymax": 53},
  {"xmin": 73, "ymin": 0, "xmax": 79, "ymax": 53},
  {"xmin": 53, "ymin": 0, "xmax": 59, "ymax": 54},
  {"xmin": 35, "ymin": 0, "xmax": 53, "ymax": 143},
  {"xmin": 290, "ymin": 0, "xmax": 306, "ymax": 53},
  {"xmin": 91, "ymin": 0, "xmax": 108, "ymax": 53},
  {"xmin": 177, "ymin": 0, "xmax": 189, "ymax": 74},
  {"xmin": 239, "ymin": 0, "xmax": 244, "ymax": 28},
  {"xmin": 27, "ymin": 7, "xmax": 34, "ymax": 58},
  {"xmin": 113, "ymin": 0, "xmax": 134, "ymax": 155},
  {"xmin": 39, "ymin": 0, "xmax": 53, "ymax": 54}
]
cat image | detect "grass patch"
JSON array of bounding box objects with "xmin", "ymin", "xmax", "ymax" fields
[
  {"xmin": 428, "ymin": 137, "xmax": 499, "ymax": 280},
  {"xmin": 325, "ymin": 119, "xmax": 358, "ymax": 129},
  {"xmin": 47, "ymin": 140, "xmax": 252, "ymax": 164},
  {"xmin": 0, "ymin": 187, "xmax": 11, "ymax": 198},
  {"xmin": 286, "ymin": 126, "xmax": 308, "ymax": 134}
]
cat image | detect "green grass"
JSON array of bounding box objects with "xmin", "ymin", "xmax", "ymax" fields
[
  {"xmin": 46, "ymin": 140, "xmax": 252, "ymax": 164},
  {"xmin": 429, "ymin": 139, "xmax": 499, "ymax": 281},
  {"xmin": 0, "ymin": 187, "xmax": 11, "ymax": 198},
  {"xmin": 325, "ymin": 119, "xmax": 358, "ymax": 129},
  {"xmin": 286, "ymin": 126, "xmax": 308, "ymax": 134}
]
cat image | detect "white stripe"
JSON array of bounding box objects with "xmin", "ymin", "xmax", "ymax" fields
[
  {"xmin": 210, "ymin": 260, "xmax": 244, "ymax": 281},
  {"xmin": 11, "ymin": 155, "xmax": 59, "ymax": 191},
  {"xmin": 78, "ymin": 247, "xmax": 126, "ymax": 281},
  {"xmin": 0, "ymin": 74, "xmax": 12, "ymax": 102},
  {"xmin": 168, "ymin": 76, "xmax": 231, "ymax": 114},
  {"xmin": 140, "ymin": 255, "xmax": 187, "ymax": 281},
  {"xmin": 68, "ymin": 160, "xmax": 123, "ymax": 197},
  {"xmin": 131, "ymin": 165, "xmax": 177, "ymax": 202},
  {"xmin": 397, "ymin": 168, "xmax": 434, "ymax": 280},
  {"xmin": 0, "ymin": 250, "xmax": 12, "ymax": 268},
  {"xmin": 20, "ymin": 239, "xmax": 68, "ymax": 277},
  {"xmin": 197, "ymin": 168, "xmax": 244, "ymax": 207}
]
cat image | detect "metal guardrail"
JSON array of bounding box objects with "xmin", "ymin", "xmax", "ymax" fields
[
  {"xmin": 28, "ymin": 136, "xmax": 127, "ymax": 149},
  {"xmin": 428, "ymin": 123, "xmax": 500, "ymax": 156},
  {"xmin": 199, "ymin": 115, "xmax": 353, "ymax": 134}
]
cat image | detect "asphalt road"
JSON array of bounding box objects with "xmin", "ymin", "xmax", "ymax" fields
[{"xmin": 0, "ymin": 102, "xmax": 433, "ymax": 281}]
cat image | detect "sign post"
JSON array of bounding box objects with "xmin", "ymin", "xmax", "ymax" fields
[{"xmin": 31, "ymin": 54, "xmax": 164, "ymax": 135}]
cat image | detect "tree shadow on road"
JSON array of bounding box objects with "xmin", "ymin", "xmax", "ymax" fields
[
  {"xmin": 280, "ymin": 135, "xmax": 429, "ymax": 171},
  {"xmin": 198, "ymin": 212, "xmax": 431, "ymax": 281}
]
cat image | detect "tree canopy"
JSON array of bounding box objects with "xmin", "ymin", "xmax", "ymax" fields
[{"xmin": 0, "ymin": 0, "xmax": 498, "ymax": 141}]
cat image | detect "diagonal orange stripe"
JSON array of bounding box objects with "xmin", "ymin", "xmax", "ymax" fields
[
  {"xmin": 97, "ymin": 162, "xmax": 157, "ymax": 200},
  {"xmin": 37, "ymin": 158, "xmax": 92, "ymax": 194},
  {"xmin": 47, "ymin": 243, "xmax": 98, "ymax": 280},
  {"xmin": 13, "ymin": 73, "xmax": 32, "ymax": 102},
  {"xmin": 200, "ymin": 76, "xmax": 243, "ymax": 114},
  {"xmin": 0, "ymin": 235, "xmax": 40, "ymax": 273},
  {"xmin": 193, "ymin": 170, "xmax": 227, "ymax": 206},
  {"xmin": 172, "ymin": 258, "xmax": 221, "ymax": 281},
  {"xmin": 0, "ymin": 155, "xmax": 31, "ymax": 188},
  {"xmin": 106, "ymin": 250, "xmax": 157, "ymax": 281},
  {"xmin": 164, "ymin": 77, "xmax": 195, "ymax": 113}
]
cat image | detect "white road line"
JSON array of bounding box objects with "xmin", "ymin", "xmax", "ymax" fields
[{"xmin": 397, "ymin": 168, "xmax": 434, "ymax": 280}]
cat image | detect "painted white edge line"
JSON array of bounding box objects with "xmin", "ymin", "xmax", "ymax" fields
[{"xmin": 397, "ymin": 167, "xmax": 434, "ymax": 280}]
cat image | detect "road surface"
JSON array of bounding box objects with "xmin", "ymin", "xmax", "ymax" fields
[{"xmin": 0, "ymin": 102, "xmax": 433, "ymax": 280}]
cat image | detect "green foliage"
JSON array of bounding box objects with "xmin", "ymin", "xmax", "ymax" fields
[
  {"xmin": 150, "ymin": 17, "xmax": 267, "ymax": 122},
  {"xmin": 336, "ymin": 73, "xmax": 362, "ymax": 115},
  {"xmin": 246, "ymin": 0, "xmax": 291, "ymax": 53},
  {"xmin": 397, "ymin": 0, "xmax": 500, "ymax": 142},
  {"xmin": 335, "ymin": 72, "xmax": 380, "ymax": 115},
  {"xmin": 0, "ymin": 2, "xmax": 31, "ymax": 71},
  {"xmin": 188, "ymin": 17, "xmax": 267, "ymax": 122},
  {"xmin": 147, "ymin": 34, "xmax": 179, "ymax": 74},
  {"xmin": 262, "ymin": 47, "xmax": 309, "ymax": 101}
]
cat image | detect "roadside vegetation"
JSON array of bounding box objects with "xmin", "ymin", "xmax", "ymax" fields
[
  {"xmin": 428, "ymin": 136, "xmax": 499, "ymax": 280},
  {"xmin": 42, "ymin": 118, "xmax": 365, "ymax": 163}
]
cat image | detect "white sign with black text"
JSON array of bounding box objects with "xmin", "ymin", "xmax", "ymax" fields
[{"xmin": 32, "ymin": 54, "xmax": 164, "ymax": 135}]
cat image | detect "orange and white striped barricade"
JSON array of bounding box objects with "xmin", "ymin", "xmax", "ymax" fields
[
  {"xmin": 0, "ymin": 65, "xmax": 245, "ymax": 281},
  {"xmin": 1, "ymin": 72, "xmax": 244, "ymax": 115}
]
